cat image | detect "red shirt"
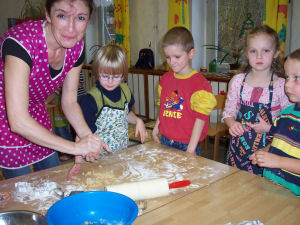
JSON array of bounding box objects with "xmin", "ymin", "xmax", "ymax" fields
[{"xmin": 158, "ymin": 70, "xmax": 215, "ymax": 143}]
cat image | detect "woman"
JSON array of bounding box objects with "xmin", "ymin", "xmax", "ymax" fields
[{"xmin": 0, "ymin": 0, "xmax": 109, "ymax": 179}]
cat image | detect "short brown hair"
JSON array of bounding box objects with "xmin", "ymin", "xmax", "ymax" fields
[
  {"xmin": 162, "ymin": 26, "xmax": 194, "ymax": 52},
  {"xmin": 287, "ymin": 48, "xmax": 300, "ymax": 61},
  {"xmin": 92, "ymin": 45, "xmax": 128, "ymax": 80}
]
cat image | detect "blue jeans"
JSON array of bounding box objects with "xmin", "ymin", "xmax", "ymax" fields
[
  {"xmin": 2, "ymin": 152, "xmax": 60, "ymax": 179},
  {"xmin": 161, "ymin": 135, "xmax": 201, "ymax": 156}
]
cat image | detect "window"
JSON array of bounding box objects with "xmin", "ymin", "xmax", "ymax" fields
[
  {"xmin": 216, "ymin": 0, "xmax": 265, "ymax": 64},
  {"xmin": 101, "ymin": 3, "xmax": 115, "ymax": 45}
]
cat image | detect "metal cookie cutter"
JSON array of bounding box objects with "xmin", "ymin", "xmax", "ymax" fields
[{"xmin": 136, "ymin": 200, "xmax": 147, "ymax": 216}]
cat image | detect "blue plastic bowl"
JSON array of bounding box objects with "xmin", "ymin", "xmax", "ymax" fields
[{"xmin": 46, "ymin": 191, "xmax": 138, "ymax": 225}]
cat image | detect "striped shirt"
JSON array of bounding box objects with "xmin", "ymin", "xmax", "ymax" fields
[{"xmin": 264, "ymin": 104, "xmax": 300, "ymax": 195}]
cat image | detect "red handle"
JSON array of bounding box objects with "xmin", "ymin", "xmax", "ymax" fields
[{"xmin": 168, "ymin": 180, "xmax": 191, "ymax": 189}]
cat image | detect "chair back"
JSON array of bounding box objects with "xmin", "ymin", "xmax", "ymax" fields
[
  {"xmin": 211, "ymin": 94, "xmax": 226, "ymax": 124},
  {"xmin": 46, "ymin": 103, "xmax": 56, "ymax": 132},
  {"xmin": 204, "ymin": 94, "xmax": 228, "ymax": 161}
]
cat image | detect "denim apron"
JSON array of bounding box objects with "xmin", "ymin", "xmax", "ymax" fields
[
  {"xmin": 227, "ymin": 72, "xmax": 274, "ymax": 175},
  {"xmin": 94, "ymin": 88, "xmax": 129, "ymax": 152}
]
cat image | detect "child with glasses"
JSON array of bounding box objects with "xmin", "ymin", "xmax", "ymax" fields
[{"xmin": 79, "ymin": 45, "xmax": 148, "ymax": 153}]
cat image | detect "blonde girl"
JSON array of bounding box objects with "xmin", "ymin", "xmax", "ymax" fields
[{"xmin": 223, "ymin": 25, "xmax": 292, "ymax": 175}]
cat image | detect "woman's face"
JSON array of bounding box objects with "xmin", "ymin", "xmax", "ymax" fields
[{"xmin": 46, "ymin": 0, "xmax": 90, "ymax": 49}]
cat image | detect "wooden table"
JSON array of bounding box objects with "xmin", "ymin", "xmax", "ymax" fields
[
  {"xmin": 0, "ymin": 141, "xmax": 299, "ymax": 225},
  {"xmin": 135, "ymin": 170, "xmax": 300, "ymax": 225},
  {"xmin": 0, "ymin": 142, "xmax": 236, "ymax": 214}
]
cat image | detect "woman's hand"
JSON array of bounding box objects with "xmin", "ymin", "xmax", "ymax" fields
[
  {"xmin": 67, "ymin": 136, "xmax": 110, "ymax": 181},
  {"xmin": 75, "ymin": 134, "xmax": 111, "ymax": 157},
  {"xmin": 228, "ymin": 121, "xmax": 245, "ymax": 137},
  {"xmin": 245, "ymin": 115, "xmax": 271, "ymax": 133},
  {"xmin": 135, "ymin": 118, "xmax": 148, "ymax": 143}
]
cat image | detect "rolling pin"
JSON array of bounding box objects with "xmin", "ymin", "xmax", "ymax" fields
[{"xmin": 104, "ymin": 178, "xmax": 191, "ymax": 200}]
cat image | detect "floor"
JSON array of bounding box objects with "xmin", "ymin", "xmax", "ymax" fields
[{"xmin": 200, "ymin": 137, "xmax": 229, "ymax": 164}]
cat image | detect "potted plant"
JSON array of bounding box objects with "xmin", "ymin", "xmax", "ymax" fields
[
  {"xmin": 204, "ymin": 44, "xmax": 243, "ymax": 70},
  {"xmin": 19, "ymin": 0, "xmax": 44, "ymax": 21},
  {"xmin": 88, "ymin": 45, "xmax": 102, "ymax": 64}
]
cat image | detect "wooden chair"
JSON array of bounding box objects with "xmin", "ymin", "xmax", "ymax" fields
[{"xmin": 204, "ymin": 94, "xmax": 229, "ymax": 161}]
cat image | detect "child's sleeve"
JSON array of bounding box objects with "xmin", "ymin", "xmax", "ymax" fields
[
  {"xmin": 79, "ymin": 94, "xmax": 98, "ymax": 133},
  {"xmin": 156, "ymin": 84, "xmax": 162, "ymax": 106},
  {"xmin": 190, "ymin": 90, "xmax": 216, "ymax": 120},
  {"xmin": 222, "ymin": 74, "xmax": 242, "ymax": 120},
  {"xmin": 128, "ymin": 93, "xmax": 135, "ymax": 112}
]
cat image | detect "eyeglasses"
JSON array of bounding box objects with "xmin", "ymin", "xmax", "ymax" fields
[{"xmin": 99, "ymin": 73, "xmax": 123, "ymax": 82}]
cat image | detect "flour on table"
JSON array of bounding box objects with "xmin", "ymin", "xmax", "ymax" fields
[
  {"xmin": 98, "ymin": 147, "xmax": 227, "ymax": 190},
  {"xmin": 13, "ymin": 180, "xmax": 85, "ymax": 213},
  {"xmin": 11, "ymin": 145, "xmax": 229, "ymax": 214}
]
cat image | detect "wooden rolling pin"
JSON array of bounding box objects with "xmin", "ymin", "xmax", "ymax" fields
[{"xmin": 105, "ymin": 178, "xmax": 191, "ymax": 200}]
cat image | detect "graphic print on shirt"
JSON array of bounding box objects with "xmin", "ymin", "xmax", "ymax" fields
[
  {"xmin": 162, "ymin": 90, "xmax": 184, "ymax": 119},
  {"xmin": 164, "ymin": 90, "xmax": 184, "ymax": 111}
]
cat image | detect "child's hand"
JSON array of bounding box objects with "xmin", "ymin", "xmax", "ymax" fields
[
  {"xmin": 67, "ymin": 156, "xmax": 83, "ymax": 181},
  {"xmin": 249, "ymin": 145, "xmax": 271, "ymax": 165},
  {"xmin": 249, "ymin": 152, "xmax": 258, "ymax": 165},
  {"xmin": 250, "ymin": 150, "xmax": 280, "ymax": 168},
  {"xmin": 135, "ymin": 118, "xmax": 148, "ymax": 143},
  {"xmin": 245, "ymin": 115, "xmax": 271, "ymax": 133},
  {"xmin": 228, "ymin": 121, "xmax": 245, "ymax": 137},
  {"xmin": 85, "ymin": 152, "xmax": 99, "ymax": 162},
  {"xmin": 152, "ymin": 126, "xmax": 160, "ymax": 143},
  {"xmin": 186, "ymin": 147, "xmax": 196, "ymax": 155}
]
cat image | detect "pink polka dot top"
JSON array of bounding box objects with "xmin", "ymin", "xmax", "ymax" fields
[{"xmin": 0, "ymin": 20, "xmax": 84, "ymax": 169}]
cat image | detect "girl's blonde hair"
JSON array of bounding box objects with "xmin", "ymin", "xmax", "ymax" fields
[
  {"xmin": 92, "ymin": 45, "xmax": 128, "ymax": 80},
  {"xmin": 240, "ymin": 25, "xmax": 284, "ymax": 77}
]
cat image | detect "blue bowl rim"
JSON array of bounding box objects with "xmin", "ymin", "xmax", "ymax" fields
[{"xmin": 46, "ymin": 191, "xmax": 138, "ymax": 225}]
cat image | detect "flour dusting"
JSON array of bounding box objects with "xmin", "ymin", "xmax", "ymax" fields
[
  {"xmin": 13, "ymin": 179, "xmax": 85, "ymax": 213},
  {"xmin": 9, "ymin": 145, "xmax": 229, "ymax": 214},
  {"xmin": 100, "ymin": 146, "xmax": 228, "ymax": 189}
]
